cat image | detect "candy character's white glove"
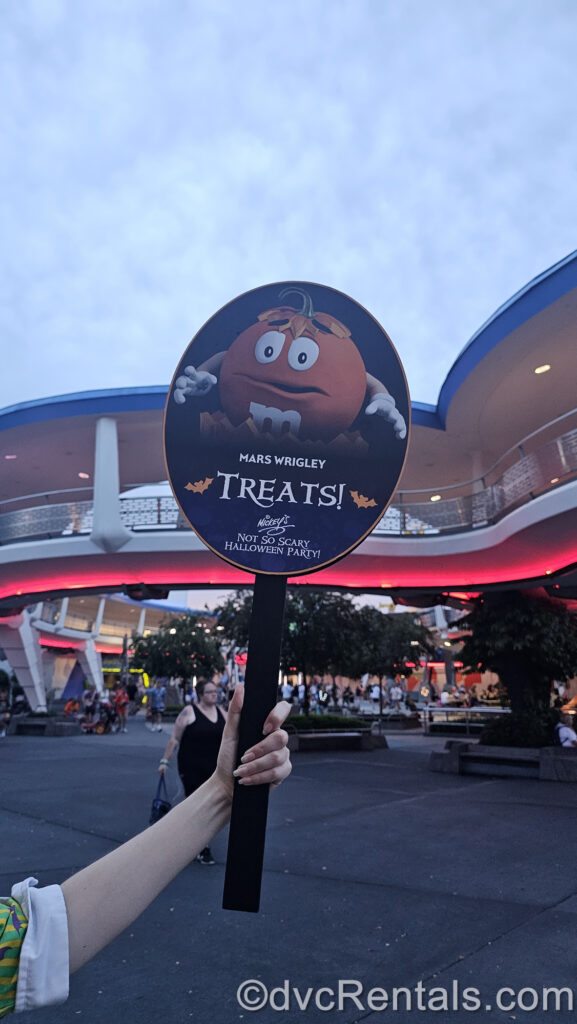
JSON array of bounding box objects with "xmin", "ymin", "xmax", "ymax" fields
[
  {"xmin": 174, "ymin": 366, "xmax": 217, "ymax": 404},
  {"xmin": 365, "ymin": 392, "xmax": 407, "ymax": 440}
]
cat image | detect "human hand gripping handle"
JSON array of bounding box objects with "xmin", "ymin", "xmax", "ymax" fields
[{"xmin": 215, "ymin": 684, "xmax": 292, "ymax": 800}]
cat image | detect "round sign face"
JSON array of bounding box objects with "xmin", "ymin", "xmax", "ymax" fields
[{"xmin": 164, "ymin": 282, "xmax": 410, "ymax": 576}]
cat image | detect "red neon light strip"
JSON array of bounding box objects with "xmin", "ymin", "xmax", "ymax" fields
[
  {"xmin": 39, "ymin": 637, "xmax": 121, "ymax": 654},
  {"xmin": 39, "ymin": 637, "xmax": 83, "ymax": 650},
  {"xmin": 2, "ymin": 532, "xmax": 577, "ymax": 602}
]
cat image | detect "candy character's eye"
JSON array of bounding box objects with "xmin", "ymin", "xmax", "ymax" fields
[
  {"xmin": 288, "ymin": 336, "xmax": 320, "ymax": 371},
  {"xmin": 254, "ymin": 331, "xmax": 286, "ymax": 364}
]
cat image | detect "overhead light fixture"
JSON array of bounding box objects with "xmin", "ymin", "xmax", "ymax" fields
[
  {"xmin": 4, "ymin": 454, "xmax": 17, "ymax": 460},
  {"xmin": 430, "ymin": 494, "xmax": 441, "ymax": 502},
  {"xmin": 534, "ymin": 364, "xmax": 551, "ymax": 375},
  {"xmin": 550, "ymin": 477, "xmax": 559, "ymax": 484},
  {"xmin": 78, "ymin": 472, "xmax": 90, "ymax": 479}
]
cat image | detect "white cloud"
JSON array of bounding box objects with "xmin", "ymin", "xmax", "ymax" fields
[{"xmin": 1, "ymin": 0, "xmax": 577, "ymax": 408}]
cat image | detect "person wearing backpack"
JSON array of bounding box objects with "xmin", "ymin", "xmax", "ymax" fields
[{"xmin": 554, "ymin": 712, "xmax": 577, "ymax": 747}]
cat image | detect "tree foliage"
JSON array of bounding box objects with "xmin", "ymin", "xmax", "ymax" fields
[
  {"xmin": 349, "ymin": 606, "xmax": 435, "ymax": 679},
  {"xmin": 459, "ymin": 591, "xmax": 577, "ymax": 713},
  {"xmin": 131, "ymin": 616, "xmax": 223, "ymax": 682},
  {"xmin": 215, "ymin": 589, "xmax": 435, "ymax": 681},
  {"xmin": 214, "ymin": 591, "xmax": 253, "ymax": 648},
  {"xmin": 281, "ymin": 590, "xmax": 358, "ymax": 678}
]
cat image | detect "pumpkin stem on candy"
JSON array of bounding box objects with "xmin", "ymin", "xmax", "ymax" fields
[{"xmin": 278, "ymin": 286, "xmax": 315, "ymax": 319}]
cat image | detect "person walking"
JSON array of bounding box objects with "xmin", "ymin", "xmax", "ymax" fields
[
  {"xmin": 114, "ymin": 685, "xmax": 129, "ymax": 733},
  {"xmin": 149, "ymin": 680, "xmax": 166, "ymax": 731},
  {"xmin": 158, "ymin": 679, "xmax": 226, "ymax": 864},
  {"xmin": 126, "ymin": 676, "xmax": 138, "ymax": 715},
  {"xmin": 82, "ymin": 686, "xmax": 96, "ymax": 724},
  {"xmin": 390, "ymin": 681, "xmax": 404, "ymax": 709},
  {"xmin": 0, "ymin": 690, "xmax": 10, "ymax": 738}
]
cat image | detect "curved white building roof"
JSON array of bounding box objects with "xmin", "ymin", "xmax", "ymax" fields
[{"xmin": 1, "ymin": 251, "xmax": 576, "ymax": 611}]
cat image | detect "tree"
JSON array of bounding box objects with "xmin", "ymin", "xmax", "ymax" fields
[
  {"xmin": 214, "ymin": 591, "xmax": 253, "ymax": 649},
  {"xmin": 214, "ymin": 589, "xmax": 435, "ymax": 686},
  {"xmin": 349, "ymin": 607, "xmax": 435, "ymax": 680},
  {"xmin": 215, "ymin": 588, "xmax": 358, "ymax": 679},
  {"xmin": 131, "ymin": 616, "xmax": 223, "ymax": 684},
  {"xmin": 459, "ymin": 591, "xmax": 577, "ymax": 715},
  {"xmin": 281, "ymin": 590, "xmax": 357, "ymax": 679}
]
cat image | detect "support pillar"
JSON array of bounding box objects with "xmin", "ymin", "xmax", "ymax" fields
[
  {"xmin": 137, "ymin": 607, "xmax": 146, "ymax": 636},
  {"xmin": 77, "ymin": 640, "xmax": 103, "ymax": 694},
  {"xmin": 0, "ymin": 614, "xmax": 47, "ymax": 711},
  {"xmin": 93, "ymin": 598, "xmax": 106, "ymax": 638},
  {"xmin": 90, "ymin": 417, "xmax": 131, "ymax": 552}
]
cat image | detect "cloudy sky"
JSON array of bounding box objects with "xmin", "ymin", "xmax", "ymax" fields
[{"xmin": 2, "ymin": 0, "xmax": 577, "ymax": 411}]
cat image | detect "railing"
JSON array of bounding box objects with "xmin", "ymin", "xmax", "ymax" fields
[
  {"xmin": 0, "ymin": 500, "xmax": 94, "ymax": 544},
  {"xmin": 422, "ymin": 705, "xmax": 511, "ymax": 735},
  {"xmin": 387, "ymin": 424, "xmax": 577, "ymax": 535},
  {"xmin": 1, "ymin": 420, "xmax": 576, "ymax": 546}
]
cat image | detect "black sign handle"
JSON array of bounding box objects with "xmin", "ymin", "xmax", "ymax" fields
[{"xmin": 222, "ymin": 572, "xmax": 287, "ymax": 913}]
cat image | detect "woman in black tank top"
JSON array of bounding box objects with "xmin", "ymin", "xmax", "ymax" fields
[
  {"xmin": 159, "ymin": 679, "xmax": 227, "ymax": 864},
  {"xmin": 177, "ymin": 699, "xmax": 226, "ymax": 795}
]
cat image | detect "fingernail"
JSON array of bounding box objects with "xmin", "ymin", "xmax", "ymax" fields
[
  {"xmin": 241, "ymin": 751, "xmax": 255, "ymax": 763},
  {"xmin": 233, "ymin": 768, "xmax": 241, "ymax": 777}
]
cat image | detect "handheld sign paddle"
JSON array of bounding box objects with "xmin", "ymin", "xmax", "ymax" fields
[{"xmin": 163, "ymin": 281, "xmax": 410, "ymax": 912}]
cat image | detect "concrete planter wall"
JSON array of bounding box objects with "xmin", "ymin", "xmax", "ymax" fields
[
  {"xmin": 430, "ymin": 742, "xmax": 577, "ymax": 782},
  {"xmin": 288, "ymin": 728, "xmax": 388, "ymax": 752},
  {"xmin": 9, "ymin": 716, "xmax": 82, "ymax": 737}
]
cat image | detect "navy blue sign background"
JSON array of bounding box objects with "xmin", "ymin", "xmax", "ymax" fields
[{"xmin": 163, "ymin": 282, "xmax": 410, "ymax": 576}]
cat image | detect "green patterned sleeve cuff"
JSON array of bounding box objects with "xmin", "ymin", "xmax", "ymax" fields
[{"xmin": 0, "ymin": 898, "xmax": 28, "ymax": 1018}]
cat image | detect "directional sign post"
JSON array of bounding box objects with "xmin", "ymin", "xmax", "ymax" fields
[{"xmin": 164, "ymin": 281, "xmax": 410, "ymax": 912}]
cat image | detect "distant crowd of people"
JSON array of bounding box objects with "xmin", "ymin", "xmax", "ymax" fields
[
  {"xmin": 0, "ymin": 688, "xmax": 29, "ymax": 738},
  {"xmin": 57, "ymin": 675, "xmax": 462, "ymax": 731},
  {"xmin": 7, "ymin": 672, "xmax": 576, "ymax": 743},
  {"xmin": 63, "ymin": 679, "xmax": 137, "ymax": 734}
]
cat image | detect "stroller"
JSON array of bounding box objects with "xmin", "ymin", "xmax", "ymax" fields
[{"xmin": 81, "ymin": 699, "xmax": 121, "ymax": 735}]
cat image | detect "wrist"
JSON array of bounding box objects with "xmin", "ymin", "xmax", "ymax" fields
[{"xmin": 206, "ymin": 770, "xmax": 235, "ymax": 809}]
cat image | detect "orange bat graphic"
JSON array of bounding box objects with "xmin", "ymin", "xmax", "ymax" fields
[
  {"xmin": 350, "ymin": 490, "xmax": 377, "ymax": 509},
  {"xmin": 186, "ymin": 477, "xmax": 214, "ymax": 494}
]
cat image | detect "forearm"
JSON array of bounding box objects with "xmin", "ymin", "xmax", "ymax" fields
[
  {"xmin": 62, "ymin": 775, "xmax": 230, "ymax": 973},
  {"xmin": 162, "ymin": 735, "xmax": 179, "ymax": 761}
]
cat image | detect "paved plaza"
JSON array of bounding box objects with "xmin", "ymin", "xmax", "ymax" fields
[{"xmin": 3, "ymin": 721, "xmax": 577, "ymax": 1024}]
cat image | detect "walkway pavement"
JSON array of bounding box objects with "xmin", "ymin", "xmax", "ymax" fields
[{"xmin": 3, "ymin": 719, "xmax": 577, "ymax": 1023}]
